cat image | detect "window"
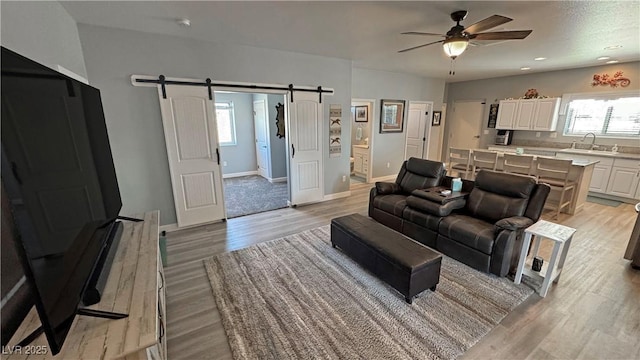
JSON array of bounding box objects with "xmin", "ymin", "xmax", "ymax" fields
[
  {"xmin": 563, "ymin": 93, "xmax": 640, "ymax": 138},
  {"xmin": 215, "ymin": 101, "xmax": 236, "ymax": 146}
]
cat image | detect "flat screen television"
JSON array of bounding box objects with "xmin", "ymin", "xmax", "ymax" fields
[{"xmin": 1, "ymin": 47, "xmax": 123, "ymax": 355}]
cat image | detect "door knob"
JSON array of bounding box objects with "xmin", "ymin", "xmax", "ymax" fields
[{"xmin": 473, "ymin": 135, "xmax": 481, "ymax": 139}]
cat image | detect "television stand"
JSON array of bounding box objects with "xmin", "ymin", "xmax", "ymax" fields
[{"xmin": 6, "ymin": 211, "xmax": 166, "ymax": 360}]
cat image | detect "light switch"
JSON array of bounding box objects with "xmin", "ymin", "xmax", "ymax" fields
[{"xmin": 483, "ymin": 130, "xmax": 490, "ymax": 135}]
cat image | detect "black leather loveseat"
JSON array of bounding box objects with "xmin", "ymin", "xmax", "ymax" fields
[{"xmin": 369, "ymin": 158, "xmax": 550, "ymax": 277}]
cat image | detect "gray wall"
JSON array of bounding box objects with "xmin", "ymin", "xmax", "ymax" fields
[
  {"xmin": 215, "ymin": 92, "xmax": 257, "ymax": 175},
  {"xmin": 266, "ymin": 94, "xmax": 288, "ymax": 179},
  {"xmin": 351, "ymin": 68, "xmax": 446, "ymax": 178},
  {"xmin": 446, "ymin": 62, "xmax": 640, "ymax": 150},
  {"xmin": 78, "ymin": 24, "xmax": 352, "ymax": 225},
  {"xmin": 0, "ymin": 1, "xmax": 87, "ymax": 80}
]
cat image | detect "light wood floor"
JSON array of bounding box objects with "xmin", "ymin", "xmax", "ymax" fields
[{"xmin": 164, "ymin": 183, "xmax": 640, "ymax": 359}]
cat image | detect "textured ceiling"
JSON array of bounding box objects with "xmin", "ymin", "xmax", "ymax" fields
[{"xmin": 61, "ymin": 1, "xmax": 640, "ymax": 82}]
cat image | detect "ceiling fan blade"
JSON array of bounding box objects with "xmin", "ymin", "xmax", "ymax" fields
[
  {"xmin": 398, "ymin": 40, "xmax": 445, "ymax": 53},
  {"xmin": 464, "ymin": 15, "xmax": 512, "ymax": 34},
  {"xmin": 470, "ymin": 30, "xmax": 532, "ymax": 40},
  {"xmin": 401, "ymin": 32, "xmax": 445, "ymax": 37}
]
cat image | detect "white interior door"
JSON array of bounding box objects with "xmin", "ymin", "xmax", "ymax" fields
[
  {"xmin": 449, "ymin": 101, "xmax": 484, "ymax": 150},
  {"xmin": 158, "ymin": 84, "xmax": 226, "ymax": 227},
  {"xmin": 253, "ymin": 99, "xmax": 270, "ymax": 178},
  {"xmin": 288, "ymin": 91, "xmax": 323, "ymax": 205},
  {"xmin": 405, "ymin": 102, "xmax": 432, "ymax": 160}
]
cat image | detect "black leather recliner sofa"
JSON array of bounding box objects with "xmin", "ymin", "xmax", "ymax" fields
[{"xmin": 369, "ymin": 157, "xmax": 550, "ymax": 277}]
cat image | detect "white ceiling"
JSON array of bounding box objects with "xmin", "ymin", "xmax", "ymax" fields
[{"xmin": 61, "ymin": 1, "xmax": 640, "ymax": 83}]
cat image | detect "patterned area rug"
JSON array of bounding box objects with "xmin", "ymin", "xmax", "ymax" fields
[
  {"xmin": 223, "ymin": 175, "xmax": 288, "ymax": 218},
  {"xmin": 204, "ymin": 226, "xmax": 534, "ymax": 359}
]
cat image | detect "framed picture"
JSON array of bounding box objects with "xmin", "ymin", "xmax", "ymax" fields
[
  {"xmin": 379, "ymin": 99, "xmax": 405, "ymax": 133},
  {"xmin": 432, "ymin": 111, "xmax": 442, "ymax": 126},
  {"xmin": 355, "ymin": 106, "xmax": 368, "ymax": 122}
]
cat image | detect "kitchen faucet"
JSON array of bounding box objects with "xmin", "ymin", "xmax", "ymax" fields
[{"xmin": 581, "ymin": 132, "xmax": 598, "ymax": 150}]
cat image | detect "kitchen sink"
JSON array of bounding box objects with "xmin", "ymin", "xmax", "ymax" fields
[{"xmin": 559, "ymin": 148, "xmax": 618, "ymax": 156}]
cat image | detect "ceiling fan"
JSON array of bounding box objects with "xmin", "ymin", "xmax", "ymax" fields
[{"xmin": 399, "ymin": 10, "xmax": 533, "ymax": 59}]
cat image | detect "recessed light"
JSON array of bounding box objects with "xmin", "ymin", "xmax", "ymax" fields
[
  {"xmin": 520, "ymin": 67, "xmax": 531, "ymax": 71},
  {"xmin": 177, "ymin": 18, "xmax": 191, "ymax": 27},
  {"xmin": 606, "ymin": 60, "xmax": 619, "ymax": 64},
  {"xmin": 597, "ymin": 56, "xmax": 611, "ymax": 61},
  {"xmin": 534, "ymin": 57, "xmax": 546, "ymax": 61},
  {"xmin": 604, "ymin": 45, "xmax": 622, "ymax": 50}
]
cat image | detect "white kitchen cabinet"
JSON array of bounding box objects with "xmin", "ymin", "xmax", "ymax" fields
[
  {"xmin": 606, "ymin": 158, "xmax": 640, "ymax": 198},
  {"xmin": 496, "ymin": 100, "xmax": 518, "ymax": 129},
  {"xmin": 513, "ymin": 99, "xmax": 537, "ymax": 130},
  {"xmin": 532, "ymin": 98, "xmax": 561, "ymax": 131},
  {"xmin": 496, "ymin": 98, "xmax": 560, "ymax": 131},
  {"xmin": 352, "ymin": 146, "xmax": 369, "ymax": 178}
]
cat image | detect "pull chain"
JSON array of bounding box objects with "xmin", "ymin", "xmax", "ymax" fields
[{"xmin": 449, "ymin": 59, "xmax": 456, "ymax": 76}]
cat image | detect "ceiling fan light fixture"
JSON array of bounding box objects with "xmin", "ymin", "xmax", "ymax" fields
[{"xmin": 443, "ymin": 37, "xmax": 469, "ymax": 59}]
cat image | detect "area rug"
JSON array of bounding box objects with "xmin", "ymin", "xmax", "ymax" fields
[
  {"xmin": 586, "ymin": 195, "xmax": 622, "ymax": 207},
  {"xmin": 204, "ymin": 226, "xmax": 533, "ymax": 360},
  {"xmin": 223, "ymin": 175, "xmax": 288, "ymax": 218}
]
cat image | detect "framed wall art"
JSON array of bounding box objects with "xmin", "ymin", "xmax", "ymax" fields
[
  {"xmin": 432, "ymin": 111, "xmax": 442, "ymax": 126},
  {"xmin": 379, "ymin": 99, "xmax": 405, "ymax": 133},
  {"xmin": 355, "ymin": 106, "xmax": 368, "ymax": 122}
]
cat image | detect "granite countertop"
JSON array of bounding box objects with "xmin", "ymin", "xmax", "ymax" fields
[{"xmin": 488, "ymin": 145, "xmax": 640, "ymax": 160}]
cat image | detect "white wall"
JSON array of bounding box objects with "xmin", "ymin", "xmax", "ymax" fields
[
  {"xmin": 351, "ymin": 68, "xmax": 446, "ymax": 179},
  {"xmin": 445, "ymin": 62, "xmax": 640, "ymax": 151},
  {"xmin": 215, "ymin": 92, "xmax": 257, "ymax": 175},
  {"xmin": 78, "ymin": 24, "xmax": 352, "ymax": 225},
  {"xmin": 0, "ymin": 1, "xmax": 87, "ymax": 80}
]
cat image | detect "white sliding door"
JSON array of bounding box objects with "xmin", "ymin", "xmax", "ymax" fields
[
  {"xmin": 157, "ymin": 85, "xmax": 226, "ymax": 227},
  {"xmin": 288, "ymin": 91, "xmax": 323, "ymax": 205}
]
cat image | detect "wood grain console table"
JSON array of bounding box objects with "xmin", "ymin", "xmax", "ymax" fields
[{"xmin": 5, "ymin": 211, "xmax": 166, "ymax": 360}]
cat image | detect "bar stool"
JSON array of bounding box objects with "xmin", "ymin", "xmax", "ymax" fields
[
  {"xmin": 448, "ymin": 148, "xmax": 472, "ymax": 179},
  {"xmin": 536, "ymin": 157, "xmax": 576, "ymax": 220},
  {"xmin": 471, "ymin": 150, "xmax": 499, "ymax": 178},
  {"xmin": 503, "ymin": 153, "xmax": 536, "ymax": 176}
]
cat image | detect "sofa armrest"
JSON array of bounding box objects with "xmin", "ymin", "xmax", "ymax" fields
[
  {"xmin": 495, "ymin": 216, "xmax": 533, "ymax": 232},
  {"xmin": 375, "ymin": 182, "xmax": 401, "ymax": 195},
  {"xmin": 406, "ymin": 195, "xmax": 466, "ymax": 217}
]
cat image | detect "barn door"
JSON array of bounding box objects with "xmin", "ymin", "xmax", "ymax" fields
[
  {"xmin": 288, "ymin": 92, "xmax": 323, "ymax": 205},
  {"xmin": 157, "ymin": 84, "xmax": 226, "ymax": 227}
]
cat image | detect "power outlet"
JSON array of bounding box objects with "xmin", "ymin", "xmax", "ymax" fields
[
  {"xmin": 386, "ymin": 162, "xmax": 390, "ymax": 168},
  {"xmin": 483, "ymin": 130, "xmax": 490, "ymax": 135},
  {"xmin": 536, "ymin": 132, "xmax": 541, "ymax": 138},
  {"xmin": 549, "ymin": 132, "xmax": 557, "ymax": 138},
  {"xmin": 223, "ymin": 161, "xmax": 228, "ymax": 166},
  {"xmin": 342, "ymin": 175, "xmax": 346, "ymax": 182}
]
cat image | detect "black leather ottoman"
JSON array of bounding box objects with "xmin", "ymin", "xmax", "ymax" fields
[{"xmin": 331, "ymin": 213, "xmax": 442, "ymax": 304}]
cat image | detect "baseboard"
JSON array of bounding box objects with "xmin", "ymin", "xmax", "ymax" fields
[
  {"xmin": 223, "ymin": 171, "xmax": 258, "ymax": 179},
  {"xmin": 323, "ymin": 191, "xmax": 351, "ymax": 201},
  {"xmin": 370, "ymin": 174, "xmax": 396, "ymax": 183},
  {"xmin": 587, "ymin": 192, "xmax": 638, "ymax": 204},
  {"xmin": 269, "ymin": 177, "xmax": 287, "ymax": 183},
  {"xmin": 160, "ymin": 217, "xmax": 228, "ymax": 233},
  {"xmin": 159, "ymin": 223, "xmax": 179, "ymax": 233}
]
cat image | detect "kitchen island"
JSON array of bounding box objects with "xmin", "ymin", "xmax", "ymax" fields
[{"xmin": 476, "ymin": 148, "xmax": 598, "ymax": 215}]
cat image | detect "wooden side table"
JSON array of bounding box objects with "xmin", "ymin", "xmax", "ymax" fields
[{"xmin": 514, "ymin": 220, "xmax": 576, "ymax": 297}]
